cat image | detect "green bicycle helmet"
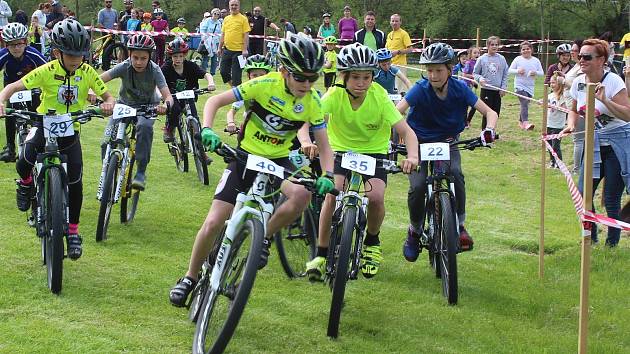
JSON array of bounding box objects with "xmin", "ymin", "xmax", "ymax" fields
[
  {"xmin": 323, "ymin": 36, "xmax": 337, "ymax": 45},
  {"xmin": 243, "ymin": 54, "xmax": 273, "ymax": 73}
]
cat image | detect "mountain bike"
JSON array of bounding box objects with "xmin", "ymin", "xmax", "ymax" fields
[
  {"xmin": 95, "ymin": 104, "xmax": 160, "ymax": 241},
  {"xmin": 188, "ymin": 142, "xmax": 336, "ymax": 354},
  {"xmin": 91, "ymin": 33, "xmax": 128, "ymax": 71},
  {"xmin": 7, "ymin": 89, "xmax": 41, "ymax": 160},
  {"xmin": 273, "ymin": 150, "xmax": 322, "ymax": 278},
  {"xmin": 325, "ymin": 152, "xmax": 404, "ymax": 338},
  {"xmin": 167, "ymin": 88, "xmax": 212, "ymax": 184},
  {"xmin": 2, "ymin": 108, "xmax": 103, "ymax": 294},
  {"xmin": 399, "ymin": 136, "xmax": 493, "ymax": 305}
]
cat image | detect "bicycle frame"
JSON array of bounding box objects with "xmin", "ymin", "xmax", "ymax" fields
[
  {"xmin": 425, "ymin": 160, "xmax": 459, "ymax": 231},
  {"xmin": 97, "ymin": 117, "xmax": 136, "ymax": 203}
]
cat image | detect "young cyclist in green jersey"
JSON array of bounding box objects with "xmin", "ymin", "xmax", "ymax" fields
[
  {"xmin": 225, "ymin": 54, "xmax": 273, "ymax": 134},
  {"xmin": 322, "ymin": 36, "xmax": 338, "ymax": 90},
  {"xmin": 305, "ymin": 43, "xmax": 419, "ymax": 281},
  {"xmin": 169, "ymin": 34, "xmax": 337, "ymax": 307},
  {"xmin": 100, "ymin": 33, "xmax": 173, "ymax": 190},
  {"xmin": 0, "ymin": 19, "xmax": 115, "ymax": 259}
]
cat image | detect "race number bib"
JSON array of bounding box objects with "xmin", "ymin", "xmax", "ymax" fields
[
  {"xmin": 420, "ymin": 143, "xmax": 450, "ymax": 161},
  {"xmin": 43, "ymin": 114, "xmax": 74, "ymax": 138},
  {"xmin": 113, "ymin": 104, "xmax": 136, "ymax": 120},
  {"xmin": 175, "ymin": 90, "xmax": 195, "ymax": 100},
  {"xmin": 246, "ymin": 154, "xmax": 285, "ymax": 178},
  {"xmin": 388, "ymin": 94, "xmax": 402, "ymax": 102},
  {"xmin": 341, "ymin": 152, "xmax": 376, "ymax": 176},
  {"xmin": 9, "ymin": 90, "xmax": 32, "ymax": 103},
  {"xmin": 288, "ymin": 150, "xmax": 310, "ymax": 169}
]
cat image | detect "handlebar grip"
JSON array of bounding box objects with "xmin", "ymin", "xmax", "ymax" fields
[{"xmin": 329, "ymin": 188, "xmax": 340, "ymax": 197}]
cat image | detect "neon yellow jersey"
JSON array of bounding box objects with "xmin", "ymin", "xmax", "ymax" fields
[
  {"xmin": 233, "ymin": 71, "xmax": 325, "ymax": 158},
  {"xmin": 323, "ymin": 49, "xmax": 337, "ymax": 73},
  {"xmin": 621, "ymin": 32, "xmax": 630, "ymax": 59},
  {"xmin": 22, "ymin": 60, "xmax": 108, "ymax": 129},
  {"xmin": 171, "ymin": 27, "xmax": 189, "ymax": 39},
  {"xmin": 322, "ymin": 83, "xmax": 402, "ymax": 154}
]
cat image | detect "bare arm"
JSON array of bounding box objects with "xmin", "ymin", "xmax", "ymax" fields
[
  {"xmin": 312, "ymin": 127, "xmax": 334, "ymax": 175},
  {"xmin": 599, "ymin": 87, "xmax": 630, "ymax": 122},
  {"xmin": 203, "ymin": 89, "xmax": 238, "ymax": 128},
  {"xmin": 242, "ymin": 31, "xmax": 249, "ymax": 56},
  {"xmin": 396, "ymin": 98, "xmax": 410, "ymax": 115},
  {"xmin": 0, "ymin": 80, "xmax": 27, "ymax": 116},
  {"xmin": 392, "ymin": 119, "xmax": 419, "ymax": 173},
  {"xmin": 562, "ymin": 100, "xmax": 579, "ymax": 134},
  {"xmin": 396, "ymin": 71, "xmax": 412, "ymax": 92},
  {"xmin": 204, "ymin": 73, "xmax": 216, "ymax": 90}
]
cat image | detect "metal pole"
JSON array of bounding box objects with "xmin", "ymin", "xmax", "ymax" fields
[{"xmin": 577, "ymin": 83, "xmax": 596, "ymax": 354}]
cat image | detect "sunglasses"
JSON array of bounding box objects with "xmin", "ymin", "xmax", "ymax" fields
[
  {"xmin": 578, "ymin": 54, "xmax": 599, "ymax": 61},
  {"xmin": 291, "ymin": 72, "xmax": 319, "ymax": 83}
]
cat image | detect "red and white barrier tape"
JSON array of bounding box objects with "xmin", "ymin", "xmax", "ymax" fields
[{"xmin": 543, "ymin": 139, "xmax": 630, "ymax": 231}]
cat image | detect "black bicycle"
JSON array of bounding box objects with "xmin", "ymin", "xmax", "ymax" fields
[
  {"xmin": 168, "ymin": 88, "xmax": 212, "ymax": 184},
  {"xmin": 399, "ymin": 136, "xmax": 493, "ymax": 305},
  {"xmin": 325, "ymin": 152, "xmax": 404, "ymax": 338},
  {"xmin": 2, "ymin": 108, "xmax": 103, "ymax": 294}
]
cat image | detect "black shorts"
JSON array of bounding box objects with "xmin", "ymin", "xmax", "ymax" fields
[
  {"xmin": 333, "ymin": 152, "xmax": 388, "ymax": 185},
  {"xmin": 213, "ymin": 154, "xmax": 293, "ymax": 204}
]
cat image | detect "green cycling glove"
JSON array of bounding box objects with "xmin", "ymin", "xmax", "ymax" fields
[
  {"xmin": 201, "ymin": 127, "xmax": 221, "ymax": 152},
  {"xmin": 315, "ymin": 173, "xmax": 335, "ymax": 196}
]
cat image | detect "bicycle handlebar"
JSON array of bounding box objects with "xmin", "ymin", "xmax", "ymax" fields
[
  {"xmin": 333, "ymin": 152, "xmax": 408, "ymax": 174},
  {"xmin": 3, "ymin": 108, "xmax": 104, "ymax": 125},
  {"xmin": 393, "ymin": 134, "xmax": 499, "ymax": 156}
]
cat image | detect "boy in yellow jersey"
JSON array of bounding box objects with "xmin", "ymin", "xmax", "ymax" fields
[
  {"xmin": 171, "ymin": 17, "xmax": 189, "ymax": 40},
  {"xmin": 0, "ymin": 19, "xmax": 115, "ymax": 260},
  {"xmin": 305, "ymin": 43, "xmax": 419, "ymax": 281},
  {"xmin": 169, "ymin": 34, "xmax": 336, "ymax": 307},
  {"xmin": 322, "ymin": 36, "xmax": 337, "ymax": 90}
]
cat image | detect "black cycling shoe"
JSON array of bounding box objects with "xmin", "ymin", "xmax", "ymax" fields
[
  {"xmin": 169, "ymin": 276, "xmax": 197, "ymax": 307},
  {"xmin": 67, "ymin": 234, "xmax": 83, "ymax": 260},
  {"xmin": 0, "ymin": 148, "xmax": 16, "ymax": 162},
  {"xmin": 258, "ymin": 238, "xmax": 272, "ymax": 270},
  {"xmin": 16, "ymin": 180, "xmax": 34, "ymax": 212}
]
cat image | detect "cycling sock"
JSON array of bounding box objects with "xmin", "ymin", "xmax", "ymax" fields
[
  {"xmin": 20, "ymin": 175, "xmax": 33, "ymax": 185},
  {"xmin": 364, "ymin": 232, "xmax": 380, "ymax": 246},
  {"xmin": 317, "ymin": 247, "xmax": 328, "ymax": 258},
  {"xmin": 69, "ymin": 223, "xmax": 79, "ymax": 235}
]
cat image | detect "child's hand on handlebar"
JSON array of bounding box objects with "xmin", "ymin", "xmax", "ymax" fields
[{"xmin": 99, "ymin": 101, "xmax": 114, "ymax": 116}]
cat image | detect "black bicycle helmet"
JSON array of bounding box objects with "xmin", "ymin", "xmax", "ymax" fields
[
  {"xmin": 419, "ymin": 42, "xmax": 454, "ymax": 65},
  {"xmin": 2, "ymin": 22, "xmax": 29, "ymax": 42},
  {"xmin": 277, "ymin": 33, "xmax": 324, "ymax": 74},
  {"xmin": 127, "ymin": 33, "xmax": 156, "ymax": 52},
  {"xmin": 50, "ymin": 19, "xmax": 91, "ymax": 56},
  {"xmin": 337, "ymin": 43, "xmax": 378, "ymax": 72}
]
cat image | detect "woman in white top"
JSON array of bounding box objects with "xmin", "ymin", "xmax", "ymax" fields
[
  {"xmin": 508, "ymin": 41, "xmax": 544, "ymax": 130},
  {"xmin": 562, "ymin": 38, "xmax": 630, "ymax": 247}
]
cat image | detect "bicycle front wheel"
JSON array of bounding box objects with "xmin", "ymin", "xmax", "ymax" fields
[
  {"xmin": 327, "ymin": 206, "xmax": 356, "ymax": 338},
  {"xmin": 189, "ymin": 118, "xmax": 209, "ymax": 185},
  {"xmin": 45, "ymin": 168, "xmax": 66, "ymax": 294},
  {"xmin": 193, "ymin": 218, "xmax": 264, "ymax": 354},
  {"xmin": 120, "ymin": 152, "xmax": 140, "ymax": 223},
  {"xmin": 96, "ymin": 153, "xmax": 119, "ymax": 242},
  {"xmin": 171, "ymin": 120, "xmax": 189, "ymax": 173},
  {"xmin": 436, "ymin": 192, "xmax": 458, "ymax": 305},
  {"xmin": 274, "ymin": 196, "xmax": 317, "ymax": 278}
]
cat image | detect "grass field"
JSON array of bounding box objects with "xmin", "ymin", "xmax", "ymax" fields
[{"xmin": 0, "ymin": 68, "xmax": 629, "ymax": 354}]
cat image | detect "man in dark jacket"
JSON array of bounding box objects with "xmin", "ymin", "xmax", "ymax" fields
[{"xmin": 353, "ymin": 11, "xmax": 385, "ymax": 51}]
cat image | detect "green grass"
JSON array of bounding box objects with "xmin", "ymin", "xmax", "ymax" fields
[{"xmin": 0, "ymin": 69, "xmax": 629, "ymax": 354}]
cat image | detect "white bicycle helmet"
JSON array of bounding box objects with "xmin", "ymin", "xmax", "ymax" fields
[
  {"xmin": 2, "ymin": 22, "xmax": 29, "ymax": 42},
  {"xmin": 336, "ymin": 43, "xmax": 378, "ymax": 72},
  {"xmin": 556, "ymin": 43, "xmax": 571, "ymax": 55}
]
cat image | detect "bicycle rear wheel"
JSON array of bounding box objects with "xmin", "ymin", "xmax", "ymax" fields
[
  {"xmin": 120, "ymin": 152, "xmax": 140, "ymax": 223},
  {"xmin": 193, "ymin": 218, "xmax": 264, "ymax": 354},
  {"xmin": 171, "ymin": 120, "xmax": 189, "ymax": 173},
  {"xmin": 275, "ymin": 195, "xmax": 317, "ymax": 278},
  {"xmin": 96, "ymin": 153, "xmax": 119, "ymax": 242},
  {"xmin": 45, "ymin": 168, "xmax": 66, "ymax": 294},
  {"xmin": 189, "ymin": 118, "xmax": 209, "ymax": 185},
  {"xmin": 436, "ymin": 192, "xmax": 458, "ymax": 305},
  {"xmin": 327, "ymin": 206, "xmax": 356, "ymax": 338}
]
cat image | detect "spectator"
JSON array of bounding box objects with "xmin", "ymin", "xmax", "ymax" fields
[
  {"xmin": 140, "ymin": 12, "xmax": 153, "ymax": 31},
  {"xmin": 322, "ymin": 36, "xmax": 337, "ymax": 89},
  {"xmin": 199, "ymin": 9, "xmax": 222, "ymax": 74},
  {"xmin": 599, "ymin": 31, "xmax": 615, "ymax": 68},
  {"xmin": 151, "ymin": 1, "xmax": 168, "ymax": 21},
  {"xmin": 546, "ymin": 74, "xmax": 570, "ymax": 169},
  {"xmin": 248, "ymin": 6, "xmax": 279, "ymax": 55},
  {"xmin": 220, "ymin": 8, "xmax": 228, "ymax": 21},
  {"xmin": 338, "ymin": 5, "xmax": 358, "ymax": 43},
  {"xmin": 0, "ymin": 0, "xmax": 11, "ymax": 27},
  {"xmin": 219, "ymin": 0, "xmax": 250, "ymax": 87},
  {"xmin": 45, "ymin": 1, "xmax": 64, "ymax": 29},
  {"xmin": 544, "ymin": 43, "xmax": 573, "ymax": 84},
  {"xmin": 620, "ymin": 30, "xmax": 630, "ymax": 67},
  {"xmin": 14, "ymin": 10, "xmax": 28, "ymax": 26},
  {"xmin": 563, "ymin": 39, "xmax": 584, "ymax": 174},
  {"xmin": 97, "ymin": 0, "xmax": 118, "ymax": 29},
  {"xmin": 28, "ymin": 14, "xmax": 45, "ymax": 53},
  {"xmin": 507, "ymin": 40, "xmax": 544, "ymax": 130},
  {"xmin": 279, "ymin": 18, "xmax": 296, "ymax": 35},
  {"xmin": 151, "ymin": 8, "xmax": 169, "ymax": 66},
  {"xmin": 302, "ymin": 26, "xmax": 313, "ymax": 38},
  {"xmin": 32, "ymin": 3, "xmax": 47, "ymax": 28},
  {"xmin": 562, "ymin": 38, "xmax": 630, "ymax": 247},
  {"xmin": 385, "ymin": 14, "xmax": 412, "ymax": 92},
  {"xmin": 61, "ymin": 5, "xmax": 69, "ymax": 18},
  {"xmin": 354, "ymin": 10, "xmax": 385, "ymax": 51},
  {"xmin": 171, "ymin": 18, "xmax": 189, "ymax": 40},
  {"xmin": 118, "ymin": 0, "xmax": 133, "ymax": 32},
  {"xmin": 126, "ymin": 8, "xmax": 141, "ymax": 32},
  {"xmin": 473, "ymin": 35, "xmax": 509, "ymax": 130},
  {"xmin": 318, "ymin": 13, "xmax": 335, "ymax": 39},
  {"xmin": 463, "ymin": 46, "xmax": 480, "ymax": 127}
]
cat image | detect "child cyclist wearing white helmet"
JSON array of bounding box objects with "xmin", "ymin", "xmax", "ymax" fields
[{"xmin": 305, "ymin": 43, "xmax": 419, "ymax": 281}]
